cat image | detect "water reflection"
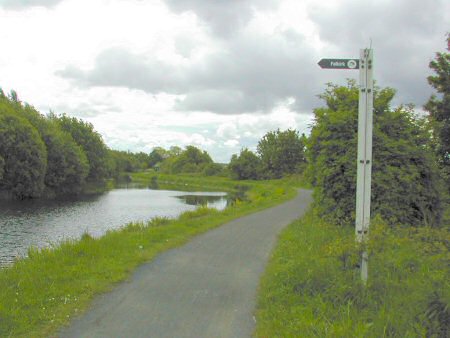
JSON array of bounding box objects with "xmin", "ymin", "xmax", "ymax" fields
[{"xmin": 175, "ymin": 194, "xmax": 227, "ymax": 209}]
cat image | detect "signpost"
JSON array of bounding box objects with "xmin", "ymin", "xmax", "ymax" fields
[
  {"xmin": 318, "ymin": 49, "xmax": 374, "ymax": 284},
  {"xmin": 317, "ymin": 58, "xmax": 360, "ymax": 70}
]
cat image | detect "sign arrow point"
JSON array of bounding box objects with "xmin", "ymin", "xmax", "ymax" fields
[{"xmin": 318, "ymin": 59, "xmax": 327, "ymax": 68}]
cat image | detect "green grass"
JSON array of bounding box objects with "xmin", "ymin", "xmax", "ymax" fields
[
  {"xmin": 0, "ymin": 173, "xmax": 307, "ymax": 337},
  {"xmin": 130, "ymin": 171, "xmax": 238, "ymax": 190},
  {"xmin": 255, "ymin": 209, "xmax": 450, "ymax": 337}
]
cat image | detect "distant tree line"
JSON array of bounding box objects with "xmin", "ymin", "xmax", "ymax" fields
[
  {"xmin": 144, "ymin": 129, "xmax": 307, "ymax": 180},
  {"xmin": 228, "ymin": 129, "xmax": 307, "ymax": 180},
  {"xmin": 0, "ymin": 91, "xmax": 229, "ymax": 200},
  {"xmin": 147, "ymin": 145, "xmax": 225, "ymax": 176},
  {"xmin": 108, "ymin": 150, "xmax": 153, "ymax": 175},
  {"xmin": 110, "ymin": 145, "xmax": 225, "ymax": 177}
]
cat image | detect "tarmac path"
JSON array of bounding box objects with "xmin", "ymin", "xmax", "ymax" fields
[{"xmin": 60, "ymin": 189, "xmax": 313, "ymax": 338}]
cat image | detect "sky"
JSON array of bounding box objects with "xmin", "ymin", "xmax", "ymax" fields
[{"xmin": 0, "ymin": 0, "xmax": 448, "ymax": 163}]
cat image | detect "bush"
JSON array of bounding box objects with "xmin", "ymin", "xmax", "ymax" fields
[
  {"xmin": 257, "ymin": 129, "xmax": 306, "ymax": 179},
  {"xmin": 308, "ymin": 81, "xmax": 443, "ymax": 227},
  {"xmin": 202, "ymin": 163, "xmax": 224, "ymax": 176},
  {"xmin": 229, "ymin": 148, "xmax": 261, "ymax": 180}
]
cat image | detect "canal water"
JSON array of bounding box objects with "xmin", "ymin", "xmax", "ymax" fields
[{"xmin": 0, "ymin": 188, "xmax": 227, "ymax": 266}]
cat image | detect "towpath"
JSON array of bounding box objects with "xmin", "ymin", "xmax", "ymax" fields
[{"xmin": 60, "ymin": 189, "xmax": 313, "ymax": 338}]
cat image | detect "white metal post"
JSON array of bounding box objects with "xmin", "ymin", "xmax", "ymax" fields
[{"xmin": 355, "ymin": 48, "xmax": 373, "ymax": 283}]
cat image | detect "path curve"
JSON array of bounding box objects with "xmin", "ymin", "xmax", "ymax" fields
[{"xmin": 60, "ymin": 189, "xmax": 313, "ymax": 338}]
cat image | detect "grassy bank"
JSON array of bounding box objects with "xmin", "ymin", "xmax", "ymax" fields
[
  {"xmin": 0, "ymin": 174, "xmax": 305, "ymax": 337},
  {"xmin": 255, "ymin": 209, "xmax": 450, "ymax": 337},
  {"xmin": 130, "ymin": 172, "xmax": 239, "ymax": 191}
]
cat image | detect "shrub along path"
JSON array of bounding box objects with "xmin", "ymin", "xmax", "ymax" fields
[{"xmin": 59, "ymin": 189, "xmax": 312, "ymax": 338}]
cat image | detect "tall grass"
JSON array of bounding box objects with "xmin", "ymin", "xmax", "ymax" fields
[
  {"xmin": 256, "ymin": 210, "xmax": 449, "ymax": 337},
  {"xmin": 0, "ymin": 174, "xmax": 305, "ymax": 337}
]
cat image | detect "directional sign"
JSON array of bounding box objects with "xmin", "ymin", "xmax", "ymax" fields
[
  {"xmin": 318, "ymin": 58, "xmax": 359, "ymax": 69},
  {"xmin": 318, "ymin": 49, "xmax": 374, "ymax": 284}
]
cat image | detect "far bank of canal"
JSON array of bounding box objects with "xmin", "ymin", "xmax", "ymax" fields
[{"xmin": 0, "ymin": 188, "xmax": 227, "ymax": 266}]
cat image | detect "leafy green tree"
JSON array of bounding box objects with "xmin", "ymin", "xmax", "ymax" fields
[
  {"xmin": 0, "ymin": 106, "xmax": 47, "ymax": 199},
  {"xmin": 53, "ymin": 114, "xmax": 109, "ymax": 182},
  {"xmin": 424, "ymin": 37, "xmax": 450, "ymax": 192},
  {"xmin": 148, "ymin": 148, "xmax": 165, "ymax": 167},
  {"xmin": 134, "ymin": 152, "xmax": 151, "ymax": 170},
  {"xmin": 159, "ymin": 155, "xmax": 178, "ymax": 174},
  {"xmin": 168, "ymin": 146, "xmax": 183, "ymax": 157},
  {"xmin": 308, "ymin": 81, "xmax": 443, "ymax": 227},
  {"xmin": 42, "ymin": 123, "xmax": 89, "ymax": 194},
  {"xmin": 15, "ymin": 105, "xmax": 89, "ymax": 195},
  {"xmin": 0, "ymin": 94, "xmax": 91, "ymax": 196},
  {"xmin": 108, "ymin": 150, "xmax": 126, "ymax": 175},
  {"xmin": 108, "ymin": 150, "xmax": 142, "ymax": 174},
  {"xmin": 107, "ymin": 150, "xmax": 153, "ymax": 177},
  {"xmin": 257, "ymin": 129, "xmax": 306, "ymax": 179},
  {"xmin": 229, "ymin": 148, "xmax": 261, "ymax": 180},
  {"xmin": 203, "ymin": 163, "xmax": 225, "ymax": 176},
  {"xmin": 170, "ymin": 146, "xmax": 213, "ymax": 174}
]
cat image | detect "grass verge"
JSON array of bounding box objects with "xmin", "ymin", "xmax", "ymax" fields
[
  {"xmin": 255, "ymin": 209, "xmax": 449, "ymax": 337},
  {"xmin": 0, "ymin": 174, "xmax": 306, "ymax": 337}
]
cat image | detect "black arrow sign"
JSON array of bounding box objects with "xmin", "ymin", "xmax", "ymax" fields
[{"xmin": 318, "ymin": 58, "xmax": 359, "ymax": 69}]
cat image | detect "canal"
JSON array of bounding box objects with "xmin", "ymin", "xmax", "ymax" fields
[{"xmin": 0, "ymin": 188, "xmax": 227, "ymax": 266}]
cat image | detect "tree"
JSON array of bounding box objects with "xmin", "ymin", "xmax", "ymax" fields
[
  {"xmin": 148, "ymin": 147, "xmax": 168, "ymax": 168},
  {"xmin": 203, "ymin": 163, "xmax": 225, "ymax": 176},
  {"xmin": 42, "ymin": 123, "xmax": 89, "ymax": 194},
  {"xmin": 424, "ymin": 36, "xmax": 450, "ymax": 192},
  {"xmin": 0, "ymin": 94, "xmax": 91, "ymax": 197},
  {"xmin": 229, "ymin": 148, "xmax": 261, "ymax": 180},
  {"xmin": 53, "ymin": 114, "xmax": 109, "ymax": 182},
  {"xmin": 169, "ymin": 146, "xmax": 213, "ymax": 174},
  {"xmin": 168, "ymin": 146, "xmax": 183, "ymax": 157},
  {"xmin": 134, "ymin": 152, "xmax": 151, "ymax": 170},
  {"xmin": 308, "ymin": 81, "xmax": 443, "ymax": 227},
  {"xmin": 108, "ymin": 150, "xmax": 142, "ymax": 175},
  {"xmin": 0, "ymin": 107, "xmax": 47, "ymax": 199},
  {"xmin": 257, "ymin": 129, "xmax": 306, "ymax": 179},
  {"xmin": 15, "ymin": 105, "xmax": 89, "ymax": 195}
]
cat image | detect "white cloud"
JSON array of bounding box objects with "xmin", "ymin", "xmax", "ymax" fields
[
  {"xmin": 224, "ymin": 139, "xmax": 240, "ymax": 148},
  {"xmin": 0, "ymin": 0, "xmax": 448, "ymax": 163},
  {"xmin": 216, "ymin": 123, "xmax": 239, "ymax": 139},
  {"xmin": 0, "ymin": 0, "xmax": 64, "ymax": 10}
]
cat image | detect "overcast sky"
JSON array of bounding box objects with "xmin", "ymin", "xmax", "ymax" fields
[{"xmin": 0, "ymin": 0, "xmax": 448, "ymax": 162}]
